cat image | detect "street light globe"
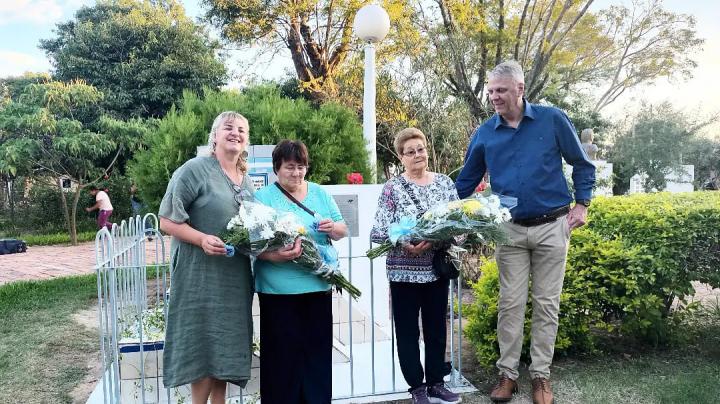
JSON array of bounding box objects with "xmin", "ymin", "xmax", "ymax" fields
[{"xmin": 353, "ymin": 4, "xmax": 390, "ymax": 43}]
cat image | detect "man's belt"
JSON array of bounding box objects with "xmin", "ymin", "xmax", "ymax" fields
[{"xmin": 511, "ymin": 205, "xmax": 570, "ymax": 227}]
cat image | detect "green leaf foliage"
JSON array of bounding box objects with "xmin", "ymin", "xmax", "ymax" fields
[
  {"xmin": 466, "ymin": 192, "xmax": 720, "ymax": 366},
  {"xmin": 129, "ymin": 86, "xmax": 371, "ymax": 211},
  {"xmin": 40, "ymin": 0, "xmax": 226, "ymax": 119},
  {"xmin": 0, "ymin": 79, "xmax": 148, "ymax": 243}
]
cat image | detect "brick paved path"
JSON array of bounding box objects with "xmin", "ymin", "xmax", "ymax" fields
[
  {"xmin": 0, "ymin": 238, "xmax": 170, "ymax": 285},
  {"xmin": 0, "ymin": 242, "xmax": 96, "ymax": 285},
  {"xmin": 1, "ymin": 240, "xmax": 718, "ymax": 306}
]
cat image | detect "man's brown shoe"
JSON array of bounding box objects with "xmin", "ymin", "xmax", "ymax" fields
[
  {"xmin": 531, "ymin": 377, "xmax": 554, "ymax": 404},
  {"xmin": 489, "ymin": 373, "xmax": 518, "ymax": 402}
]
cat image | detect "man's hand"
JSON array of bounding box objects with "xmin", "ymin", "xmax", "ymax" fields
[
  {"xmin": 567, "ymin": 204, "xmax": 588, "ymax": 231},
  {"xmin": 403, "ymin": 241, "xmax": 432, "ymax": 256}
]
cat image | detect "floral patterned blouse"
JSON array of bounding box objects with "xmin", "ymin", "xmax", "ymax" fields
[{"xmin": 370, "ymin": 173, "xmax": 459, "ymax": 283}]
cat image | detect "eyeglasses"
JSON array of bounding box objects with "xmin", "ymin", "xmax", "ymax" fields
[{"xmin": 402, "ymin": 147, "xmax": 427, "ymax": 157}]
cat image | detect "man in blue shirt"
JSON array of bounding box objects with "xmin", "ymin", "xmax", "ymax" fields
[{"xmin": 456, "ymin": 61, "xmax": 595, "ymax": 404}]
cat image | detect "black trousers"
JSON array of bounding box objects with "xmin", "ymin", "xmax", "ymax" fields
[
  {"xmin": 390, "ymin": 279, "xmax": 450, "ymax": 390},
  {"xmin": 258, "ymin": 291, "xmax": 332, "ymax": 404}
]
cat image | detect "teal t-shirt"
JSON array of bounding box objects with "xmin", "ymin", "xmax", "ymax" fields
[{"xmin": 254, "ymin": 182, "xmax": 345, "ymax": 294}]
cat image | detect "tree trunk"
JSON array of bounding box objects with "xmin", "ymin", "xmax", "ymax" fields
[
  {"xmin": 495, "ymin": 0, "xmax": 505, "ymax": 66},
  {"xmin": 2, "ymin": 175, "xmax": 17, "ymax": 231},
  {"xmin": 58, "ymin": 181, "xmax": 76, "ymax": 245},
  {"xmin": 71, "ymin": 185, "xmax": 82, "ymax": 245},
  {"xmin": 513, "ymin": 0, "xmax": 532, "ymax": 60}
]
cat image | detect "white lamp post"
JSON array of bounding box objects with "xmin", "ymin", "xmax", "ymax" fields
[{"xmin": 353, "ymin": 4, "xmax": 390, "ymax": 183}]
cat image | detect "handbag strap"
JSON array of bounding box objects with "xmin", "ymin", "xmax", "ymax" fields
[
  {"xmin": 274, "ymin": 182, "xmax": 317, "ymax": 217},
  {"xmin": 275, "ymin": 182, "xmax": 334, "ymax": 245},
  {"xmin": 398, "ymin": 175, "xmax": 424, "ymax": 219}
]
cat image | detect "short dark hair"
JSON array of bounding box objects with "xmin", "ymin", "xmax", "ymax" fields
[
  {"xmin": 272, "ymin": 140, "xmax": 310, "ymax": 173},
  {"xmin": 89, "ymin": 184, "xmax": 99, "ymax": 191}
]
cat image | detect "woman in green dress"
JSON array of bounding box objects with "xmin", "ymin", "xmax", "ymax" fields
[{"xmin": 159, "ymin": 111, "xmax": 255, "ymax": 403}]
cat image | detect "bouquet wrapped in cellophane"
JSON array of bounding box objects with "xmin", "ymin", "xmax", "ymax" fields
[
  {"xmin": 366, "ymin": 193, "xmax": 517, "ymax": 259},
  {"xmin": 219, "ymin": 200, "xmax": 361, "ymax": 299}
]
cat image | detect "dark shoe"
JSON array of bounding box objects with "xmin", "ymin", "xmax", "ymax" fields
[
  {"xmin": 410, "ymin": 385, "xmax": 431, "ymax": 404},
  {"xmin": 489, "ymin": 373, "xmax": 518, "ymax": 402},
  {"xmin": 427, "ymin": 382, "xmax": 462, "ymax": 403},
  {"xmin": 531, "ymin": 377, "xmax": 554, "ymax": 404}
]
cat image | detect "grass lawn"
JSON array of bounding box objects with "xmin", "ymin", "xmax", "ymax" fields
[
  {"xmin": 2, "ymin": 274, "xmax": 718, "ymax": 404},
  {"xmin": 443, "ymin": 347, "xmax": 720, "ymax": 404},
  {"xmin": 4, "ymin": 231, "xmax": 98, "ymax": 246},
  {"xmin": 389, "ymin": 302, "xmax": 720, "ymax": 404},
  {"xmin": 0, "ymin": 275, "xmax": 99, "ymax": 403}
]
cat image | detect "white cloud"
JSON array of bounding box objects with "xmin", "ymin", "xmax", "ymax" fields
[
  {"xmin": 0, "ymin": 0, "xmax": 84, "ymax": 26},
  {"xmin": 0, "ymin": 50, "xmax": 51, "ymax": 77},
  {"xmin": 0, "ymin": 0, "xmax": 63, "ymax": 25}
]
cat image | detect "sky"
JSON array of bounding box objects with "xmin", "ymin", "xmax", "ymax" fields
[{"xmin": 1, "ymin": 0, "xmax": 718, "ymax": 135}]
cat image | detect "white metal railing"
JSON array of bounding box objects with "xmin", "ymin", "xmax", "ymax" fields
[{"xmin": 93, "ymin": 215, "xmax": 473, "ymax": 403}]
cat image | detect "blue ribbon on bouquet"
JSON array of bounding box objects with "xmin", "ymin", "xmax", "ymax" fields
[
  {"xmin": 314, "ymin": 243, "xmax": 340, "ymax": 278},
  {"xmin": 389, "ymin": 216, "xmax": 417, "ymax": 245}
]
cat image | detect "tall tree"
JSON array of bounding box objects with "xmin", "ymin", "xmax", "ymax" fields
[
  {"xmin": 202, "ymin": 0, "xmax": 415, "ymax": 103},
  {"xmin": 608, "ymin": 103, "xmax": 711, "ymax": 193},
  {"xmin": 40, "ymin": 0, "xmax": 227, "ymax": 119},
  {"xmin": 590, "ymin": 0, "xmax": 703, "ymax": 112},
  {"xmin": 0, "ymin": 73, "xmax": 52, "ymax": 222},
  {"xmin": 683, "ymin": 136, "xmax": 720, "ymax": 190},
  {"xmin": 0, "ymin": 81, "xmax": 147, "ymax": 244},
  {"xmin": 408, "ymin": 0, "xmax": 700, "ymax": 123},
  {"xmin": 408, "ymin": 0, "xmax": 596, "ymax": 123}
]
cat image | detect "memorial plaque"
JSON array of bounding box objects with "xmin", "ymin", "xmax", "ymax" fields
[
  {"xmin": 248, "ymin": 173, "xmax": 268, "ymax": 191},
  {"xmin": 333, "ymin": 194, "xmax": 359, "ymax": 237}
]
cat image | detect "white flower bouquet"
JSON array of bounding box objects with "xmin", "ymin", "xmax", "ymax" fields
[
  {"xmin": 366, "ymin": 193, "xmax": 516, "ymax": 259},
  {"xmin": 220, "ymin": 200, "xmax": 361, "ymax": 299}
]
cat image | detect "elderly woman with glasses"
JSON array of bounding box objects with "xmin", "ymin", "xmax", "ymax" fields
[
  {"xmin": 158, "ymin": 111, "xmax": 255, "ymax": 404},
  {"xmin": 254, "ymin": 139, "xmax": 348, "ymax": 404},
  {"xmin": 370, "ymin": 128, "xmax": 461, "ymax": 404}
]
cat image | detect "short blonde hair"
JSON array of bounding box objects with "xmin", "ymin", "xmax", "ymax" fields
[
  {"xmin": 394, "ymin": 127, "xmax": 427, "ymax": 157},
  {"xmin": 207, "ymin": 111, "xmax": 250, "ymax": 173}
]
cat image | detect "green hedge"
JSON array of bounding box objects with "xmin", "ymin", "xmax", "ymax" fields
[
  {"xmin": 129, "ymin": 86, "xmax": 372, "ymax": 212},
  {"xmin": 466, "ymin": 191, "xmax": 720, "ymax": 366}
]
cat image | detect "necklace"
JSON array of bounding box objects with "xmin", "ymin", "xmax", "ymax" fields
[{"xmin": 216, "ymin": 158, "xmax": 245, "ymax": 205}]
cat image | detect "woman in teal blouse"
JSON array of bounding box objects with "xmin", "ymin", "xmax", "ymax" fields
[{"xmin": 255, "ymin": 139, "xmax": 348, "ymax": 403}]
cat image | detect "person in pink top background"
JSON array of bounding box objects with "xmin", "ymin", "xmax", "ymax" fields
[{"xmin": 86, "ymin": 184, "xmax": 114, "ymax": 231}]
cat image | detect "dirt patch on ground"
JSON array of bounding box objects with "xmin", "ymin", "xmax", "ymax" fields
[
  {"xmin": 67, "ymin": 277, "xmax": 168, "ymax": 404},
  {"xmin": 70, "ymin": 305, "xmax": 103, "ymax": 404}
]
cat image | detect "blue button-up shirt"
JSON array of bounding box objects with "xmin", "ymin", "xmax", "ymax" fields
[{"xmin": 456, "ymin": 101, "xmax": 595, "ymax": 220}]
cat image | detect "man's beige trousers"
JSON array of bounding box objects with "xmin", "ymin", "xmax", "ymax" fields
[{"xmin": 495, "ymin": 215, "xmax": 571, "ymax": 380}]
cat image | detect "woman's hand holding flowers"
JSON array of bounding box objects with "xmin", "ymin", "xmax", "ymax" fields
[
  {"xmin": 258, "ymin": 237, "xmax": 303, "ymax": 263},
  {"xmin": 403, "ymin": 240, "xmax": 432, "ymax": 256},
  {"xmin": 201, "ymin": 234, "xmax": 229, "ymax": 256}
]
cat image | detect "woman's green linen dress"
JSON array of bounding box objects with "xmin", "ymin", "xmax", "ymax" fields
[{"xmin": 159, "ymin": 156, "xmax": 254, "ymax": 387}]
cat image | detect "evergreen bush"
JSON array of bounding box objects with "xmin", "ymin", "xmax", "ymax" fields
[
  {"xmin": 465, "ymin": 192, "xmax": 720, "ymax": 366},
  {"xmin": 129, "ymin": 86, "xmax": 371, "ymax": 211}
]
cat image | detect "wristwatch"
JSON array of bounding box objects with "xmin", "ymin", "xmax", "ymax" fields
[{"xmin": 575, "ymin": 199, "xmax": 591, "ymax": 207}]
